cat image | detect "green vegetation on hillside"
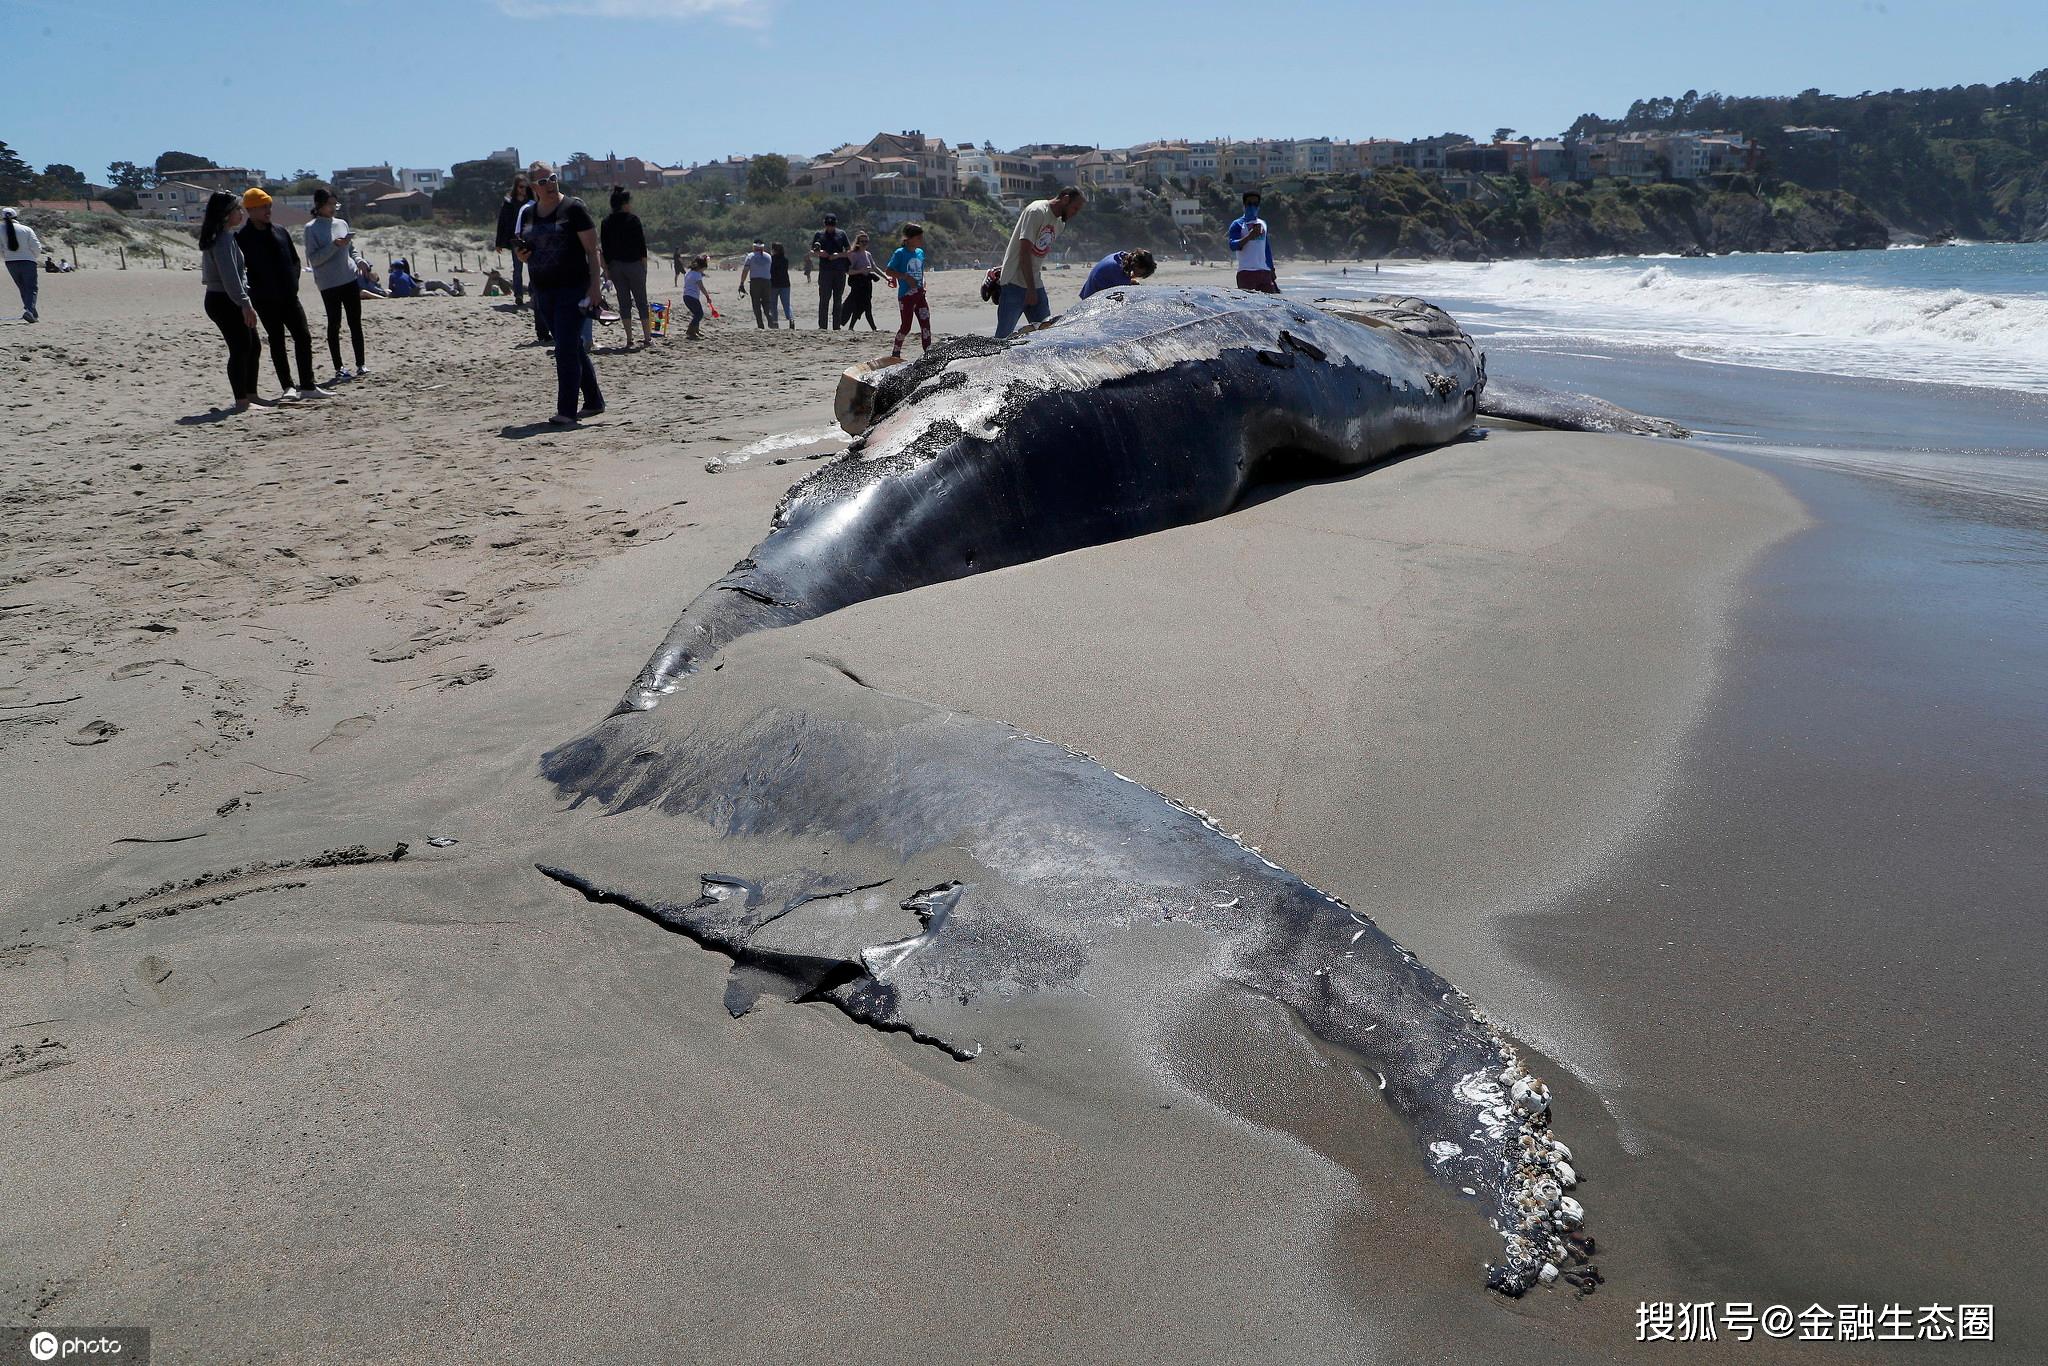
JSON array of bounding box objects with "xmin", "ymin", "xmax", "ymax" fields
[{"xmin": 1567, "ymin": 71, "xmax": 2048, "ymax": 239}]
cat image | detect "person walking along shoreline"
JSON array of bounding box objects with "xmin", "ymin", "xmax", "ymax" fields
[
  {"xmin": 304, "ymin": 188, "xmax": 368, "ymax": 381},
  {"xmin": 512, "ymin": 161, "xmax": 606, "ymax": 426}
]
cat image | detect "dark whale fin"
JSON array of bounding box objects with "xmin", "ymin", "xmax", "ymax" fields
[{"xmin": 1477, "ymin": 378, "xmax": 1690, "ymax": 438}]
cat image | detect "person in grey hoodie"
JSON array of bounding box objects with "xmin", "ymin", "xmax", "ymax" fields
[
  {"xmin": 197, "ymin": 192, "xmax": 269, "ymax": 411},
  {"xmin": 305, "ymin": 188, "xmax": 368, "ymax": 381}
]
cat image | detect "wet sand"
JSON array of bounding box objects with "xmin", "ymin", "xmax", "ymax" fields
[{"xmin": 5, "ymin": 260, "xmax": 2032, "ymax": 1360}]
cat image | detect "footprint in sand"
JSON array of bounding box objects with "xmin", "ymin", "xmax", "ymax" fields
[
  {"xmin": 66, "ymin": 719, "xmax": 120, "ymax": 746},
  {"xmin": 311, "ymin": 715, "xmax": 374, "ymax": 752}
]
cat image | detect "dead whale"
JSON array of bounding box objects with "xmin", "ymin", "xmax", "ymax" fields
[
  {"xmin": 543, "ymin": 285, "xmax": 1597, "ymax": 1294},
  {"xmin": 618, "ymin": 287, "xmax": 1483, "ymax": 715}
]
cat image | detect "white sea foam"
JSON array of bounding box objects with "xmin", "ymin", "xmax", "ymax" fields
[{"xmin": 1330, "ymin": 255, "xmax": 2048, "ymax": 394}]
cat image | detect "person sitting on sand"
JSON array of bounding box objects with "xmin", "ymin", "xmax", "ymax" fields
[
  {"xmin": 482, "ymin": 266, "xmax": 512, "ymax": 296},
  {"xmin": 355, "ymin": 258, "xmax": 389, "ymax": 298},
  {"xmin": 1078, "ymin": 248, "xmax": 1156, "ymax": 299},
  {"xmin": 387, "ymin": 259, "xmax": 464, "ymax": 298}
]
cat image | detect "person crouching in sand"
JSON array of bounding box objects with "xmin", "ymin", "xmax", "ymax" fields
[{"xmin": 1079, "ymin": 248, "xmax": 1155, "ymax": 299}]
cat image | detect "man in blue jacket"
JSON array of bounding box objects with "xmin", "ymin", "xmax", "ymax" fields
[{"xmin": 1228, "ymin": 190, "xmax": 1278, "ymax": 294}]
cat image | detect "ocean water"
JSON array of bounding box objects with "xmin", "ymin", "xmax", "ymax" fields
[
  {"xmin": 1300, "ymin": 246, "xmax": 2048, "ymax": 500},
  {"xmin": 1301, "ymin": 243, "xmax": 2048, "ymax": 397}
]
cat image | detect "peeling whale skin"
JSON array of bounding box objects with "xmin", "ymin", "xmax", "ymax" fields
[
  {"xmin": 541, "ymin": 668, "xmax": 1591, "ymax": 1294},
  {"xmin": 617, "ymin": 286, "xmax": 1482, "ymax": 714}
]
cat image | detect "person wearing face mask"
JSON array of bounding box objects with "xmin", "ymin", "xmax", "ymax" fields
[{"xmin": 1228, "ymin": 189, "xmax": 1279, "ymax": 294}]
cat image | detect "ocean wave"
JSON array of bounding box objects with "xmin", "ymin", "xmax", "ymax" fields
[{"xmin": 1390, "ymin": 257, "xmax": 2048, "ymax": 393}]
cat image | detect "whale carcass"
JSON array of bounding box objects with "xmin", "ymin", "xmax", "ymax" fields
[{"xmin": 544, "ymin": 285, "xmax": 1595, "ymax": 1294}]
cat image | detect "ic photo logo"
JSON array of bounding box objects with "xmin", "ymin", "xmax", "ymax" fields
[{"xmin": 10, "ymin": 1328, "xmax": 146, "ymax": 1364}]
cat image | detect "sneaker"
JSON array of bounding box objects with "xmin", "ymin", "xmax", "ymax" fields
[
  {"xmin": 576, "ymin": 402, "xmax": 606, "ymax": 419},
  {"xmin": 547, "ymin": 413, "xmax": 577, "ymax": 427},
  {"xmin": 334, "ymin": 368, "xmax": 355, "ymax": 382},
  {"xmin": 301, "ymin": 386, "xmax": 336, "ymax": 399},
  {"xmin": 276, "ymin": 390, "xmax": 302, "ymax": 403},
  {"xmin": 355, "ymin": 364, "xmax": 371, "ymax": 376}
]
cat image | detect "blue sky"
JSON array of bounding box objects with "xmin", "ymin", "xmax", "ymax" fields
[{"xmin": 8, "ymin": 0, "xmax": 2046, "ymax": 179}]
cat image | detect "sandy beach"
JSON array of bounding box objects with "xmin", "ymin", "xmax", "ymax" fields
[{"xmin": 5, "ymin": 255, "xmax": 2040, "ymax": 1362}]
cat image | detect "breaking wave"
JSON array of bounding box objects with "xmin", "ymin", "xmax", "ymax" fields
[{"xmin": 1361, "ymin": 253, "xmax": 2048, "ymax": 393}]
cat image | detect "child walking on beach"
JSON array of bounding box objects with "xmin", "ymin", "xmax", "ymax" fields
[
  {"xmin": 681, "ymin": 255, "xmax": 710, "ymax": 339},
  {"xmin": 883, "ymin": 223, "xmax": 931, "ymax": 358}
]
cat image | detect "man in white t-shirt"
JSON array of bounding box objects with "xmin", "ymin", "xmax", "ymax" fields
[
  {"xmin": 995, "ymin": 186, "xmax": 1086, "ymax": 338},
  {"xmin": 1228, "ymin": 190, "xmax": 1278, "ymax": 294}
]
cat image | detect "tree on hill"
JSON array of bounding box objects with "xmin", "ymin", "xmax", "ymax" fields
[
  {"xmin": 153, "ymin": 150, "xmax": 214, "ymax": 184},
  {"xmin": 747, "ymin": 154, "xmax": 790, "ymax": 195},
  {"xmin": 435, "ymin": 158, "xmax": 511, "ymax": 227},
  {"xmin": 39, "ymin": 164, "xmax": 89, "ymax": 198},
  {"xmin": 0, "ymin": 141, "xmax": 34, "ymax": 203},
  {"xmin": 106, "ymin": 160, "xmax": 149, "ymax": 191}
]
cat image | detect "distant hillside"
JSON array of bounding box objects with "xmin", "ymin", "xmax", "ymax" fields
[
  {"xmin": 1566, "ymin": 72, "xmax": 2048, "ymax": 240},
  {"xmin": 1183, "ymin": 170, "xmax": 1888, "ymax": 261}
]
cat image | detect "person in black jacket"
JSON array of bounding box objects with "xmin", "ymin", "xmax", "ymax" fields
[
  {"xmin": 599, "ymin": 186, "xmax": 652, "ymax": 348},
  {"xmin": 496, "ymin": 172, "xmax": 534, "ymax": 309},
  {"xmin": 235, "ymin": 188, "xmax": 331, "ymax": 400}
]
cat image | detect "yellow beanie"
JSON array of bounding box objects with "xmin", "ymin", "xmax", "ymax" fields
[{"xmin": 242, "ymin": 187, "xmax": 273, "ymax": 209}]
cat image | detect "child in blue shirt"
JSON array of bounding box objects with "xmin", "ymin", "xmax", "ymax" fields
[{"xmin": 883, "ymin": 223, "xmax": 931, "ymax": 358}]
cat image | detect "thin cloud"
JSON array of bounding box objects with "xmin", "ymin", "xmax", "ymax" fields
[{"xmin": 495, "ymin": 0, "xmax": 764, "ymax": 24}]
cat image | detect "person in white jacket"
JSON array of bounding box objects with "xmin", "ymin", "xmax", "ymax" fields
[
  {"xmin": 2, "ymin": 208, "xmax": 44, "ymax": 322},
  {"xmin": 304, "ymin": 188, "xmax": 368, "ymax": 380}
]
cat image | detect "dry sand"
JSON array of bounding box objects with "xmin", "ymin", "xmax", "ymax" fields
[{"xmin": 2, "ymin": 259, "xmax": 1861, "ymax": 1361}]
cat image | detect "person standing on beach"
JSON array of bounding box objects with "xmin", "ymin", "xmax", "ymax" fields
[
  {"xmin": 995, "ymin": 186, "xmax": 1085, "ymax": 338},
  {"xmin": 304, "ymin": 189, "xmax": 368, "ymax": 382},
  {"xmin": 840, "ymin": 232, "xmax": 880, "ymax": 330},
  {"xmin": 1078, "ymin": 248, "xmax": 1155, "ymax": 299},
  {"xmin": 737, "ymin": 240, "xmax": 777, "ymax": 329},
  {"xmin": 769, "ymin": 243, "xmax": 795, "ymax": 328},
  {"xmin": 811, "ymin": 212, "xmax": 850, "ymax": 329},
  {"xmin": 2, "ymin": 208, "xmax": 42, "ymax": 323},
  {"xmin": 237, "ymin": 188, "xmax": 331, "ymax": 400},
  {"xmin": 882, "ymin": 222, "xmax": 932, "ymax": 358},
  {"xmin": 672, "ymin": 247, "xmax": 687, "ymax": 286},
  {"xmin": 680, "ymin": 254, "xmax": 709, "ymax": 339},
  {"xmin": 1228, "ymin": 190, "xmax": 1278, "ymax": 294},
  {"xmin": 197, "ymin": 192, "xmax": 268, "ymax": 411},
  {"xmin": 601, "ymin": 186, "xmax": 653, "ymax": 349},
  {"xmin": 512, "ymin": 160, "xmax": 605, "ymax": 426},
  {"xmin": 802, "ymin": 250, "xmax": 813, "ymax": 285},
  {"xmin": 496, "ymin": 173, "xmax": 534, "ymax": 309}
]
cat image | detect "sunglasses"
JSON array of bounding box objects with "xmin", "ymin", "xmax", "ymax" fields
[{"xmin": 536, "ymin": 174, "xmax": 558, "ymax": 185}]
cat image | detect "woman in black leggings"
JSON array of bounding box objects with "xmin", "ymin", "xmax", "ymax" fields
[
  {"xmin": 196, "ymin": 191, "xmax": 268, "ymax": 411},
  {"xmin": 305, "ymin": 188, "xmax": 368, "ymax": 379}
]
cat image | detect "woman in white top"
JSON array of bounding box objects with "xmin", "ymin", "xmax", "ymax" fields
[{"xmin": 2, "ymin": 208, "xmax": 44, "ymax": 323}]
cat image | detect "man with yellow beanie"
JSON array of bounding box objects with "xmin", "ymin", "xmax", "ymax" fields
[{"xmin": 235, "ymin": 186, "xmax": 331, "ymax": 400}]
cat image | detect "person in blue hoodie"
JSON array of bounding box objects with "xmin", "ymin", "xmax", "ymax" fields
[
  {"xmin": 1228, "ymin": 190, "xmax": 1278, "ymax": 293},
  {"xmin": 1078, "ymin": 248, "xmax": 1156, "ymax": 299}
]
